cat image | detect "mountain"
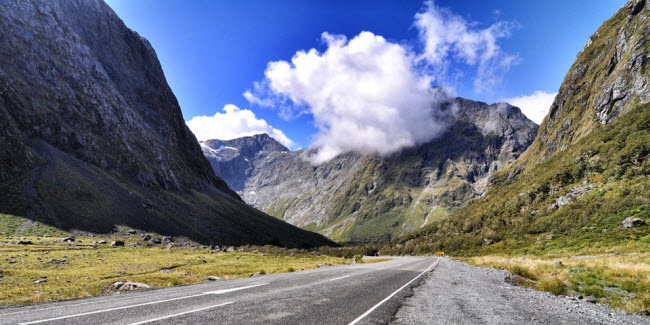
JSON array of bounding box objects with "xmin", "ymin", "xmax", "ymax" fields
[
  {"xmin": 200, "ymin": 134, "xmax": 290, "ymax": 191},
  {"xmin": 0, "ymin": 0, "xmax": 333, "ymax": 248},
  {"xmin": 203, "ymin": 96, "xmax": 538, "ymax": 244},
  {"xmin": 387, "ymin": 0, "xmax": 650, "ymax": 255}
]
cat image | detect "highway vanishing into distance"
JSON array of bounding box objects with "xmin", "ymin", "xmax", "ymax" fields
[{"xmin": 0, "ymin": 257, "xmax": 437, "ymax": 325}]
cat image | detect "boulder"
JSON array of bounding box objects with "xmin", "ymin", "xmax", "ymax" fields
[
  {"xmin": 622, "ymin": 217, "xmax": 646, "ymax": 228},
  {"xmin": 102, "ymin": 281, "xmax": 150, "ymax": 294},
  {"xmin": 57, "ymin": 237, "xmax": 75, "ymax": 243},
  {"xmin": 141, "ymin": 235, "xmax": 151, "ymax": 241},
  {"xmin": 111, "ymin": 240, "xmax": 125, "ymax": 247},
  {"xmin": 150, "ymin": 237, "xmax": 162, "ymax": 244},
  {"xmin": 17, "ymin": 240, "xmax": 32, "ymax": 245},
  {"xmin": 97, "ymin": 240, "xmax": 107, "ymax": 244}
]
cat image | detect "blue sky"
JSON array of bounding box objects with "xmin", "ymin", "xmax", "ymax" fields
[{"xmin": 106, "ymin": 0, "xmax": 625, "ymax": 151}]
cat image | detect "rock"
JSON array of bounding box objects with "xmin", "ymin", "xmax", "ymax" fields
[
  {"xmin": 102, "ymin": 281, "xmax": 150, "ymax": 294},
  {"xmin": 585, "ymin": 296, "xmax": 597, "ymax": 303},
  {"xmin": 162, "ymin": 236, "xmax": 173, "ymax": 244},
  {"xmin": 203, "ymin": 276, "xmax": 221, "ymax": 282},
  {"xmin": 141, "ymin": 235, "xmax": 151, "ymax": 241},
  {"xmin": 97, "ymin": 240, "xmax": 107, "ymax": 244},
  {"xmin": 226, "ymin": 246, "xmax": 235, "ymax": 252},
  {"xmin": 34, "ymin": 279, "xmax": 47, "ymax": 284},
  {"xmin": 127, "ymin": 230, "xmax": 137, "ymax": 235},
  {"xmin": 578, "ymin": 295, "xmax": 583, "ymax": 300},
  {"xmin": 483, "ymin": 239, "xmax": 493, "ymax": 245},
  {"xmin": 504, "ymin": 274, "xmax": 518, "ymax": 286},
  {"xmin": 622, "ymin": 217, "xmax": 646, "ymax": 228},
  {"xmin": 554, "ymin": 260, "xmax": 563, "ymax": 266},
  {"xmin": 519, "ymin": 257, "xmax": 526, "ymax": 262},
  {"xmin": 249, "ymin": 272, "xmax": 261, "ymax": 277},
  {"xmin": 159, "ymin": 269, "xmax": 171, "ymax": 273},
  {"xmin": 636, "ymin": 310, "xmax": 650, "ymax": 317},
  {"xmin": 17, "ymin": 240, "xmax": 32, "ymax": 245},
  {"xmin": 150, "ymin": 237, "xmax": 162, "ymax": 244},
  {"xmin": 545, "ymin": 234, "xmax": 554, "ymax": 240},
  {"xmin": 48, "ymin": 258, "xmax": 67, "ymax": 265},
  {"xmin": 548, "ymin": 184, "xmax": 594, "ymax": 210},
  {"xmin": 57, "ymin": 237, "xmax": 75, "ymax": 243},
  {"xmin": 110, "ymin": 241, "xmax": 125, "ymax": 247}
]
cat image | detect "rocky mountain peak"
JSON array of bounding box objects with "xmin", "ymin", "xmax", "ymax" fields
[
  {"xmin": 525, "ymin": 0, "xmax": 650, "ymax": 163},
  {"xmin": 205, "ymin": 97, "xmax": 538, "ymax": 243}
]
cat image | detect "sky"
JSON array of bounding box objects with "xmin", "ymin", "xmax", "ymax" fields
[{"xmin": 105, "ymin": 0, "xmax": 625, "ymax": 156}]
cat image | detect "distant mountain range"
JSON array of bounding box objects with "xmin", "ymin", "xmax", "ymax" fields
[
  {"xmin": 202, "ymin": 95, "xmax": 538, "ymax": 243},
  {"xmin": 0, "ymin": 0, "xmax": 333, "ymax": 248}
]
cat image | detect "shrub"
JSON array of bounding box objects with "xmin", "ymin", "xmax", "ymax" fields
[{"xmin": 538, "ymin": 277, "xmax": 567, "ymax": 296}]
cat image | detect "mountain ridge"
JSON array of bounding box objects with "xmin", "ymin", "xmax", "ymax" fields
[
  {"xmin": 204, "ymin": 95, "xmax": 538, "ymax": 243},
  {"xmin": 0, "ymin": 0, "xmax": 333, "ymax": 248}
]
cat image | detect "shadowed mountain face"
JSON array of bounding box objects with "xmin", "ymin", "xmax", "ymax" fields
[
  {"xmin": 0, "ymin": 0, "xmax": 333, "ymax": 248},
  {"xmin": 203, "ymin": 97, "xmax": 538, "ymax": 244},
  {"xmin": 387, "ymin": 0, "xmax": 650, "ymax": 255}
]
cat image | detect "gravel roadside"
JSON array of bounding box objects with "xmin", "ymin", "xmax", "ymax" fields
[{"xmin": 392, "ymin": 258, "xmax": 649, "ymax": 325}]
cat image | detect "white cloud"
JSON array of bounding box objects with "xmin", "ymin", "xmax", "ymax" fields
[
  {"xmin": 246, "ymin": 32, "xmax": 453, "ymax": 164},
  {"xmin": 186, "ymin": 104, "xmax": 296, "ymax": 149},
  {"xmin": 502, "ymin": 90, "xmax": 557, "ymax": 124},
  {"xmin": 414, "ymin": 0, "xmax": 519, "ymax": 92},
  {"xmin": 243, "ymin": 1, "xmax": 518, "ymax": 163}
]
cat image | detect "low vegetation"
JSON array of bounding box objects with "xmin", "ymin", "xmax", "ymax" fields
[
  {"xmin": 465, "ymin": 248, "xmax": 650, "ymax": 313},
  {"xmin": 0, "ymin": 228, "xmax": 352, "ymax": 306}
]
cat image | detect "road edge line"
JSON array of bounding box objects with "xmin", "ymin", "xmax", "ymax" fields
[{"xmin": 348, "ymin": 258, "xmax": 440, "ymax": 325}]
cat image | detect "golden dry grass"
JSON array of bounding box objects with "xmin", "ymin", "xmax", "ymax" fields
[
  {"xmin": 0, "ymin": 235, "xmax": 351, "ymax": 306},
  {"xmin": 465, "ymin": 249, "xmax": 650, "ymax": 313}
]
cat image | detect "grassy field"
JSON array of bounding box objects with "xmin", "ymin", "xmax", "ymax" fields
[
  {"xmin": 0, "ymin": 234, "xmax": 352, "ymax": 306},
  {"xmin": 463, "ymin": 244, "xmax": 650, "ymax": 313}
]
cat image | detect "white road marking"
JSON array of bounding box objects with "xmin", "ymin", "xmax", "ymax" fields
[
  {"xmin": 127, "ymin": 302, "xmax": 234, "ymax": 325},
  {"xmin": 348, "ymin": 258, "xmax": 439, "ymax": 325},
  {"xmin": 204, "ymin": 283, "xmax": 268, "ymax": 294},
  {"xmin": 0, "ymin": 286, "xmax": 200, "ymax": 316},
  {"xmin": 329, "ymin": 275, "xmax": 351, "ymax": 281},
  {"xmin": 18, "ymin": 293, "xmax": 208, "ymax": 325},
  {"xmin": 19, "ymin": 283, "xmax": 267, "ymax": 324}
]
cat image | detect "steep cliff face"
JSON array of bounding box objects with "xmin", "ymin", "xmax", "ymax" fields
[
  {"xmin": 387, "ymin": 1, "xmax": 650, "ymax": 255},
  {"xmin": 0, "ymin": 0, "xmax": 333, "ymax": 248},
  {"xmin": 522, "ymin": 0, "xmax": 650, "ymax": 165},
  {"xmin": 205, "ymin": 97, "xmax": 538, "ymax": 243}
]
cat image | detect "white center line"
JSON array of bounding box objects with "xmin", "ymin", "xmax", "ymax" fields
[
  {"xmin": 127, "ymin": 302, "xmax": 234, "ymax": 325},
  {"xmin": 204, "ymin": 283, "xmax": 268, "ymax": 294},
  {"xmin": 19, "ymin": 283, "xmax": 268, "ymax": 325},
  {"xmin": 329, "ymin": 275, "xmax": 351, "ymax": 281},
  {"xmin": 348, "ymin": 258, "xmax": 439, "ymax": 325}
]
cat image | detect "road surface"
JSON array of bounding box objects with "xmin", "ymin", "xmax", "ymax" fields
[{"xmin": 0, "ymin": 257, "xmax": 437, "ymax": 325}]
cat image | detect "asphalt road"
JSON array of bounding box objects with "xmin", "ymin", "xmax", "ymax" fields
[{"xmin": 0, "ymin": 257, "xmax": 437, "ymax": 325}]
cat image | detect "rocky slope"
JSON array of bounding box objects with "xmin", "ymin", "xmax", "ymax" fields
[
  {"xmin": 203, "ymin": 96, "xmax": 538, "ymax": 243},
  {"xmin": 0, "ymin": 0, "xmax": 333, "ymax": 248},
  {"xmin": 387, "ymin": 0, "xmax": 650, "ymax": 255}
]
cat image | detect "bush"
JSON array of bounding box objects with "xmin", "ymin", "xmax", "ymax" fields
[{"xmin": 538, "ymin": 277, "xmax": 567, "ymax": 296}]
